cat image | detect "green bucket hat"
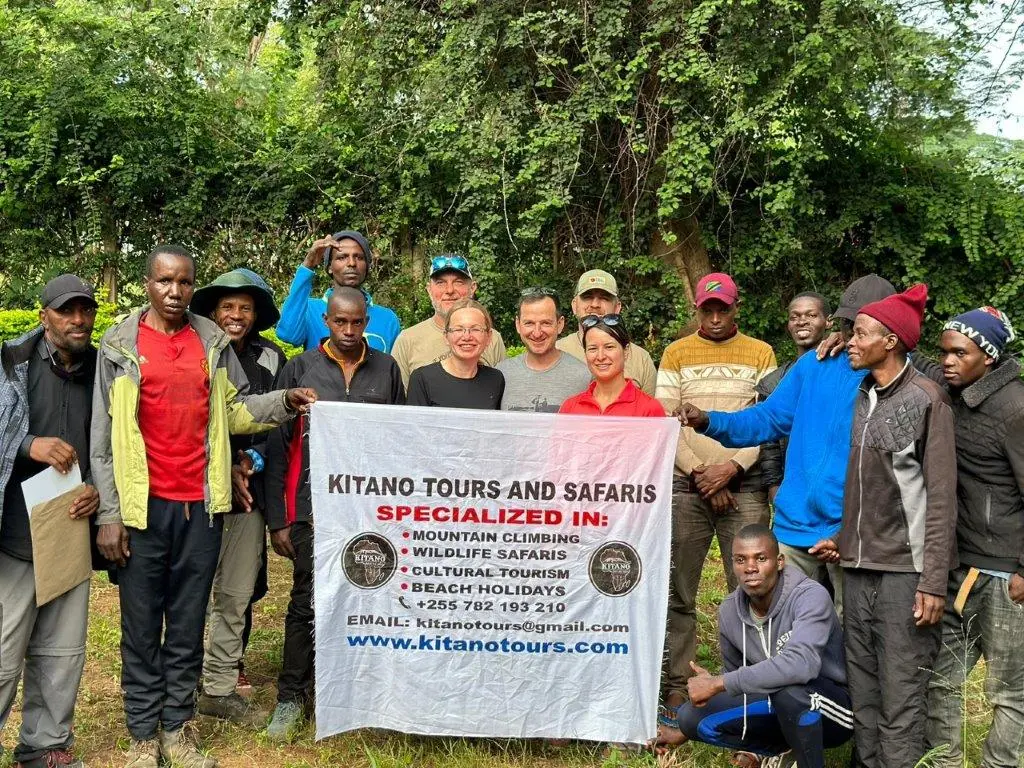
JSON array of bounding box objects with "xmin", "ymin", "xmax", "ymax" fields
[{"xmin": 190, "ymin": 268, "xmax": 280, "ymax": 333}]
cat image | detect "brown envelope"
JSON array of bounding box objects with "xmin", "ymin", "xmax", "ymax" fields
[{"xmin": 29, "ymin": 484, "xmax": 91, "ymax": 607}]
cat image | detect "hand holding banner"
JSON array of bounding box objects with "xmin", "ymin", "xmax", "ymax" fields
[{"xmin": 311, "ymin": 403, "xmax": 678, "ymax": 744}]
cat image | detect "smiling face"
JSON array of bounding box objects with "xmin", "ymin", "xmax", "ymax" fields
[
  {"xmin": 584, "ymin": 326, "xmax": 627, "ymax": 383},
  {"xmin": 444, "ymin": 306, "xmax": 491, "ymax": 362},
  {"xmin": 696, "ymin": 298, "xmax": 738, "ymax": 341},
  {"xmin": 847, "ymin": 314, "xmax": 896, "ymax": 370},
  {"xmin": 516, "ymin": 297, "xmax": 564, "ymax": 357},
  {"xmin": 212, "ymin": 292, "xmax": 256, "ymax": 343},
  {"xmin": 39, "ymin": 298, "xmax": 97, "ymax": 357},
  {"xmin": 572, "ymin": 289, "xmax": 620, "ymax": 321},
  {"xmin": 732, "ymin": 535, "xmax": 784, "ymax": 603},
  {"xmin": 787, "ymin": 296, "xmax": 828, "ymax": 351},
  {"xmin": 940, "ymin": 329, "xmax": 992, "ymax": 389},
  {"xmin": 145, "ymin": 252, "xmax": 195, "ymax": 326},
  {"xmin": 327, "ymin": 238, "xmax": 369, "ymax": 288},
  {"xmin": 428, "ymin": 272, "xmax": 475, "ymax": 318}
]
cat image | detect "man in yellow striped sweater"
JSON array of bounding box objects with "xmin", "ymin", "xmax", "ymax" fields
[{"xmin": 656, "ymin": 272, "xmax": 777, "ymax": 719}]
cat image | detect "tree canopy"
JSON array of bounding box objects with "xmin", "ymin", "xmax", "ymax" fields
[{"xmin": 2, "ymin": 0, "xmax": 1022, "ymax": 356}]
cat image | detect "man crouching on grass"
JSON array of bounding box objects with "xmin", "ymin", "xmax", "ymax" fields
[{"xmin": 657, "ymin": 525, "xmax": 852, "ymax": 768}]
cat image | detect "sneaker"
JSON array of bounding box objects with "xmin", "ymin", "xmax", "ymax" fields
[
  {"xmin": 235, "ymin": 669, "xmax": 253, "ymax": 697},
  {"xmin": 122, "ymin": 739, "xmax": 159, "ymax": 768},
  {"xmin": 266, "ymin": 701, "xmax": 303, "ymax": 743},
  {"xmin": 197, "ymin": 692, "xmax": 265, "ymax": 726},
  {"xmin": 158, "ymin": 727, "xmax": 217, "ymax": 768},
  {"xmin": 16, "ymin": 749, "xmax": 85, "ymax": 768},
  {"xmin": 761, "ymin": 751, "xmax": 795, "ymax": 768}
]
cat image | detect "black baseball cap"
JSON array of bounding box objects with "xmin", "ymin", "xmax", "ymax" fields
[
  {"xmin": 834, "ymin": 274, "xmax": 895, "ymax": 322},
  {"xmin": 41, "ymin": 274, "xmax": 97, "ymax": 310}
]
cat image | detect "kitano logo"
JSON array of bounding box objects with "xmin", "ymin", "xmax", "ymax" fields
[
  {"xmin": 343, "ymin": 533, "xmax": 397, "ymax": 589},
  {"xmin": 588, "ymin": 542, "xmax": 642, "ymax": 596}
]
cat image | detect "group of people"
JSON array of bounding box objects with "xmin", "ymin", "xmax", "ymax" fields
[{"xmin": 0, "ymin": 231, "xmax": 1018, "ymax": 768}]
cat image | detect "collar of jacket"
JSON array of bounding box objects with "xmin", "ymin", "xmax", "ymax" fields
[
  {"xmin": 0, "ymin": 326, "xmax": 44, "ymax": 379},
  {"xmin": 859, "ymin": 357, "xmax": 913, "ymax": 398},
  {"xmin": 960, "ymin": 357, "xmax": 1021, "ymax": 409},
  {"xmin": 100, "ymin": 307, "xmax": 231, "ymax": 366}
]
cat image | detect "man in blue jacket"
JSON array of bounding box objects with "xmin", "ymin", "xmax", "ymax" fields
[
  {"xmin": 275, "ymin": 231, "xmax": 401, "ymax": 353},
  {"xmin": 661, "ymin": 525, "xmax": 852, "ymax": 768},
  {"xmin": 678, "ymin": 275, "xmax": 896, "ymax": 615}
]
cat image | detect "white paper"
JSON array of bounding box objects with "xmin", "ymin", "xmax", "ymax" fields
[
  {"xmin": 22, "ymin": 463, "xmax": 82, "ymax": 519},
  {"xmin": 310, "ymin": 402, "xmax": 678, "ymax": 744}
]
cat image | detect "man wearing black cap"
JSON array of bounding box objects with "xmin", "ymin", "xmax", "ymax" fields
[
  {"xmin": 276, "ymin": 232, "xmax": 401, "ymax": 353},
  {"xmin": 0, "ymin": 275, "xmax": 100, "ymax": 768},
  {"xmin": 391, "ymin": 254, "xmax": 506, "ymax": 388},
  {"xmin": 189, "ymin": 269, "xmax": 287, "ymax": 724}
]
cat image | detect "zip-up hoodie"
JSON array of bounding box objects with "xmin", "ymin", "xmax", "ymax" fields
[
  {"xmin": 704, "ymin": 351, "xmax": 866, "ymax": 548},
  {"xmin": 276, "ymin": 265, "xmax": 401, "ymax": 353},
  {"xmin": 91, "ymin": 309, "xmax": 294, "ymax": 530},
  {"xmin": 719, "ymin": 568, "xmax": 847, "ymax": 697},
  {"xmin": 264, "ymin": 341, "xmax": 405, "ymax": 531},
  {"xmin": 949, "ymin": 357, "xmax": 1024, "ymax": 577},
  {"xmin": 837, "ymin": 362, "xmax": 957, "ymax": 596}
]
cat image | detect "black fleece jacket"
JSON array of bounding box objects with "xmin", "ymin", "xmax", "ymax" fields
[
  {"xmin": 264, "ymin": 342, "xmax": 405, "ymax": 530},
  {"xmin": 949, "ymin": 357, "xmax": 1024, "ymax": 578}
]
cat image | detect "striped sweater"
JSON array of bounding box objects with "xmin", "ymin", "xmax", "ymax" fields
[{"xmin": 657, "ymin": 332, "xmax": 777, "ymax": 477}]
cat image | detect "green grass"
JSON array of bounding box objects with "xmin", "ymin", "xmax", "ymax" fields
[{"xmin": 0, "ymin": 540, "xmax": 995, "ymax": 767}]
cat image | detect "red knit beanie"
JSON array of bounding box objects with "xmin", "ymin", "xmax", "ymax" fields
[{"xmin": 857, "ymin": 283, "xmax": 928, "ymax": 351}]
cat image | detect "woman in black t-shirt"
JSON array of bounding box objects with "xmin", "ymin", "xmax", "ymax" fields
[{"xmin": 407, "ymin": 299, "xmax": 505, "ymax": 409}]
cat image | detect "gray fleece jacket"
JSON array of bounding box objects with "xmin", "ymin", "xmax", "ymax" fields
[{"xmin": 719, "ymin": 567, "xmax": 846, "ymax": 697}]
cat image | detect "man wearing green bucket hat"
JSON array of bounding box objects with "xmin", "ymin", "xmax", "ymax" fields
[{"xmin": 188, "ymin": 268, "xmax": 287, "ymax": 726}]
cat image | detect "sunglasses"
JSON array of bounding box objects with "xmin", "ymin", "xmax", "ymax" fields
[
  {"xmin": 430, "ymin": 255, "xmax": 470, "ymax": 274},
  {"xmin": 580, "ymin": 313, "xmax": 623, "ymax": 329},
  {"xmin": 520, "ymin": 286, "xmax": 558, "ymax": 298}
]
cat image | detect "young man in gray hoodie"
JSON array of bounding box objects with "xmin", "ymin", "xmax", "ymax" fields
[{"xmin": 660, "ymin": 525, "xmax": 852, "ymax": 768}]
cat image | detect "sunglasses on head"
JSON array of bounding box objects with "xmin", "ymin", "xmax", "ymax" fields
[
  {"xmin": 431, "ymin": 255, "xmax": 470, "ymax": 274},
  {"xmin": 520, "ymin": 286, "xmax": 558, "ymax": 298},
  {"xmin": 580, "ymin": 313, "xmax": 622, "ymax": 329}
]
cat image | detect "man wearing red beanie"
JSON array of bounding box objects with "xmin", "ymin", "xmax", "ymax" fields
[{"xmin": 839, "ymin": 284, "xmax": 957, "ymax": 768}]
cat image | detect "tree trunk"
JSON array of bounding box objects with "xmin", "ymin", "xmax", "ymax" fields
[
  {"xmin": 100, "ymin": 214, "xmax": 119, "ymax": 304},
  {"xmin": 652, "ymin": 215, "xmax": 711, "ymax": 303}
]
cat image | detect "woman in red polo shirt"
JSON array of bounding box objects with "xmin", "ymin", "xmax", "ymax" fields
[{"xmin": 558, "ymin": 315, "xmax": 665, "ymax": 417}]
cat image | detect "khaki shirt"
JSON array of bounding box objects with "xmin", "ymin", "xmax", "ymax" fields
[
  {"xmin": 555, "ymin": 332, "xmax": 658, "ymax": 396},
  {"xmin": 392, "ymin": 317, "xmax": 506, "ymax": 388}
]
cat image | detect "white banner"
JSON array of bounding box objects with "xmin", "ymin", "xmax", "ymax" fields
[{"xmin": 310, "ymin": 402, "xmax": 678, "ymax": 743}]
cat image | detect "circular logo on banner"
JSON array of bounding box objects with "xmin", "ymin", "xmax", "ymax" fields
[
  {"xmin": 342, "ymin": 533, "xmax": 397, "ymax": 589},
  {"xmin": 588, "ymin": 542, "xmax": 642, "ymax": 596}
]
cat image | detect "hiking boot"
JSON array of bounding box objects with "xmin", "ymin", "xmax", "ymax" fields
[
  {"xmin": 266, "ymin": 701, "xmax": 303, "ymax": 743},
  {"xmin": 197, "ymin": 692, "xmax": 265, "ymax": 726},
  {"xmin": 16, "ymin": 748, "xmax": 86, "ymax": 768},
  {"xmin": 158, "ymin": 727, "xmax": 217, "ymax": 768},
  {"xmin": 122, "ymin": 739, "xmax": 159, "ymax": 768}
]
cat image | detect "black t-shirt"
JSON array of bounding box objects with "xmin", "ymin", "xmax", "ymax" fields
[{"xmin": 407, "ymin": 362, "xmax": 504, "ymax": 410}]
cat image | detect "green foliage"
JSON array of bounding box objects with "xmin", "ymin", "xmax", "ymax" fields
[{"xmin": 1, "ymin": 0, "xmax": 1023, "ymax": 360}]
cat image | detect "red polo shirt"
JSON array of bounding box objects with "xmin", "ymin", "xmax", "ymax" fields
[
  {"xmin": 558, "ymin": 379, "xmax": 666, "ymax": 417},
  {"xmin": 137, "ymin": 320, "xmax": 210, "ymax": 501}
]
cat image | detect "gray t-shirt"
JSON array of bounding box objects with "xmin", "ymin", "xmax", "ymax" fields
[{"xmin": 496, "ymin": 352, "xmax": 593, "ymax": 412}]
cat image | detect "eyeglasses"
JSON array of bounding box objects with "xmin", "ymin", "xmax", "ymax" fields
[
  {"xmin": 580, "ymin": 313, "xmax": 622, "ymax": 329},
  {"xmin": 431, "ymin": 255, "xmax": 470, "ymax": 274},
  {"xmin": 445, "ymin": 325, "xmax": 489, "ymax": 337}
]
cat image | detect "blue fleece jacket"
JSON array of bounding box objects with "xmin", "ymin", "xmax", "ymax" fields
[
  {"xmin": 275, "ymin": 265, "xmax": 401, "ymax": 353},
  {"xmin": 704, "ymin": 352, "xmax": 866, "ymax": 548},
  {"xmin": 719, "ymin": 568, "xmax": 847, "ymax": 696}
]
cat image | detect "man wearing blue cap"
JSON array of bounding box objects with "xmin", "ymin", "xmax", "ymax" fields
[
  {"xmin": 189, "ymin": 268, "xmax": 287, "ymax": 725},
  {"xmin": 276, "ymin": 232, "xmax": 401, "ymax": 353},
  {"xmin": 927, "ymin": 307, "xmax": 1024, "ymax": 768}
]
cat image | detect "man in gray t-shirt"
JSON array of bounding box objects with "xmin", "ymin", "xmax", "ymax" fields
[{"xmin": 497, "ymin": 288, "xmax": 593, "ymax": 412}]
